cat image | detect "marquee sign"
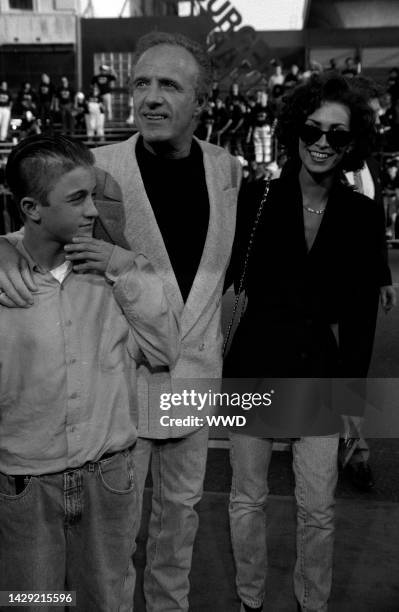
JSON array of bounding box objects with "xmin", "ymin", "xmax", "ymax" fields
[
  {"xmin": 171, "ymin": 0, "xmax": 271, "ymax": 83},
  {"xmin": 196, "ymin": 0, "xmax": 243, "ymax": 35}
]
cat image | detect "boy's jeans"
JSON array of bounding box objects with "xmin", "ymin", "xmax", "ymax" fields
[
  {"xmin": 229, "ymin": 434, "xmax": 339, "ymax": 612},
  {"xmin": 0, "ymin": 448, "xmax": 139, "ymax": 612}
]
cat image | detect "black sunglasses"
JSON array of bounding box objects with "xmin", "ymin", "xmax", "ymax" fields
[{"xmin": 299, "ymin": 124, "xmax": 352, "ymax": 150}]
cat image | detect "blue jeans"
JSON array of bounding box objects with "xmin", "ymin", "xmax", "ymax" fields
[
  {"xmin": 0, "ymin": 448, "xmax": 139, "ymax": 612},
  {"xmin": 128, "ymin": 427, "xmax": 209, "ymax": 612},
  {"xmin": 229, "ymin": 434, "xmax": 339, "ymax": 612}
]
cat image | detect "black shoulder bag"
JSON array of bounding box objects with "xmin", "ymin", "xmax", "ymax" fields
[{"xmin": 223, "ymin": 176, "xmax": 272, "ymax": 356}]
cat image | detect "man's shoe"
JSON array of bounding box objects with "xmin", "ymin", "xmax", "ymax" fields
[{"xmin": 345, "ymin": 461, "xmax": 375, "ymax": 491}]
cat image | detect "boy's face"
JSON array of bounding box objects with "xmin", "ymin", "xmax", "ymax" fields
[{"xmin": 39, "ymin": 165, "xmax": 97, "ymax": 244}]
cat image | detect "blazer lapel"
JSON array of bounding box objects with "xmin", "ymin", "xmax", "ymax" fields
[
  {"xmin": 95, "ymin": 135, "xmax": 237, "ymax": 331},
  {"xmin": 307, "ymin": 180, "xmax": 345, "ymax": 259},
  {"xmin": 96, "ymin": 135, "xmax": 183, "ymax": 313},
  {"xmin": 94, "ymin": 167, "xmax": 131, "ymax": 250},
  {"xmin": 181, "ymin": 141, "xmax": 237, "ymax": 337},
  {"xmin": 127, "ymin": 138, "xmax": 184, "ymax": 312},
  {"xmin": 278, "ymin": 174, "xmax": 308, "ymax": 258}
]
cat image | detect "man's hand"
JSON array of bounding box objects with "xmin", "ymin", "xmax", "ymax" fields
[
  {"xmin": 0, "ymin": 239, "xmax": 37, "ymax": 307},
  {"xmin": 380, "ymin": 285, "xmax": 397, "ymax": 313},
  {"xmin": 64, "ymin": 237, "xmax": 114, "ymax": 275}
]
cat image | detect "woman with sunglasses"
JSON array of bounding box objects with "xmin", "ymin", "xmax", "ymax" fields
[{"xmin": 224, "ymin": 74, "xmax": 388, "ymax": 612}]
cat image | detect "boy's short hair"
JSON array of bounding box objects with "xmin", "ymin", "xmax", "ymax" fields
[{"xmin": 6, "ymin": 135, "xmax": 95, "ymax": 207}]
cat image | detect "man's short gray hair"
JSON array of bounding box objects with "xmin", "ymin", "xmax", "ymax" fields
[{"xmin": 133, "ymin": 31, "xmax": 212, "ymax": 102}]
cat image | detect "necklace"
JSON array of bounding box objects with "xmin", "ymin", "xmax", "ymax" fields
[{"xmin": 303, "ymin": 204, "xmax": 325, "ymax": 215}]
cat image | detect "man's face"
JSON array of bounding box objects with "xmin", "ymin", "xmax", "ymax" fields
[
  {"xmin": 39, "ymin": 165, "xmax": 97, "ymax": 245},
  {"xmin": 132, "ymin": 44, "xmax": 202, "ymax": 157}
]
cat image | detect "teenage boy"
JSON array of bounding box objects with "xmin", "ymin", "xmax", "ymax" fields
[
  {"xmin": 0, "ymin": 33, "xmax": 241, "ymax": 611},
  {"xmin": 0, "ymin": 135, "xmax": 179, "ymax": 611}
]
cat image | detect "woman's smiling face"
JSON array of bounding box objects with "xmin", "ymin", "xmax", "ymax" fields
[{"xmin": 298, "ymin": 101, "xmax": 352, "ymax": 177}]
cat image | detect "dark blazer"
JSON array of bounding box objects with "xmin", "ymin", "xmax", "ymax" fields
[
  {"xmin": 364, "ymin": 156, "xmax": 391, "ymax": 287},
  {"xmin": 224, "ymin": 167, "xmax": 386, "ymax": 379}
]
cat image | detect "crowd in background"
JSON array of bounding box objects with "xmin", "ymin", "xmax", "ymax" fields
[
  {"xmin": 194, "ymin": 60, "xmax": 399, "ymax": 177},
  {"xmin": 2, "ymin": 57, "xmax": 399, "ymax": 235},
  {"xmin": 2, "ymin": 57, "xmax": 399, "ymax": 156},
  {"xmin": 0, "ymin": 65, "xmax": 116, "ymax": 144},
  {"xmin": 190, "ymin": 59, "xmax": 399, "ymax": 239}
]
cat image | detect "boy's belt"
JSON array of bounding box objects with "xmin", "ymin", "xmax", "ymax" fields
[{"xmin": 10, "ymin": 447, "xmax": 124, "ymax": 494}]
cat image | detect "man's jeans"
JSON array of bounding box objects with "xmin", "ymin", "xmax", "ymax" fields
[
  {"xmin": 0, "ymin": 448, "xmax": 139, "ymax": 612},
  {"xmin": 229, "ymin": 434, "xmax": 339, "ymax": 612},
  {"xmin": 128, "ymin": 426, "xmax": 209, "ymax": 612}
]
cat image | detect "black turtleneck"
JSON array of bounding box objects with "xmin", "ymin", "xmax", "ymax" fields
[{"xmin": 136, "ymin": 137, "xmax": 209, "ymax": 302}]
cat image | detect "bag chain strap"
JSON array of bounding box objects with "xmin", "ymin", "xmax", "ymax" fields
[{"xmin": 223, "ymin": 177, "xmax": 271, "ymax": 356}]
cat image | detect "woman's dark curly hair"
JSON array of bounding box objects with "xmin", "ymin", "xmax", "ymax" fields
[{"xmin": 276, "ymin": 73, "xmax": 375, "ymax": 172}]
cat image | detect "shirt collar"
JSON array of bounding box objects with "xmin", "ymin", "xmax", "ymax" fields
[
  {"xmin": 15, "ymin": 240, "xmax": 42, "ymax": 273},
  {"xmin": 16, "ymin": 239, "xmax": 71, "ymax": 278}
]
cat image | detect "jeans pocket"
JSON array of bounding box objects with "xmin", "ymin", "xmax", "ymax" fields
[
  {"xmin": 98, "ymin": 451, "xmax": 136, "ymax": 495},
  {"xmin": 0, "ymin": 472, "xmax": 33, "ymax": 500}
]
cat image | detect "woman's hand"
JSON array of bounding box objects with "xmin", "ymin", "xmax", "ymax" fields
[
  {"xmin": 64, "ymin": 237, "xmax": 114, "ymax": 275},
  {"xmin": 380, "ymin": 284, "xmax": 397, "ymax": 313}
]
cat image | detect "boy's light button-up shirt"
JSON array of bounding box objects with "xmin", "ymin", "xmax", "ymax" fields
[{"xmin": 0, "ymin": 241, "xmax": 179, "ymax": 475}]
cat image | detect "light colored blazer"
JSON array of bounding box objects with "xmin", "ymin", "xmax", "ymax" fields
[{"xmin": 93, "ymin": 133, "xmax": 241, "ymax": 438}]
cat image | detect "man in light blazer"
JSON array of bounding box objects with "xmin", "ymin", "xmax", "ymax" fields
[
  {"xmin": 0, "ymin": 31, "xmax": 241, "ymax": 612},
  {"xmin": 80, "ymin": 32, "xmax": 241, "ymax": 612}
]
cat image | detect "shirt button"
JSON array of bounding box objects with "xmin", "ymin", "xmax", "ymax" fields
[{"xmin": 199, "ymin": 343, "xmax": 205, "ymax": 351}]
